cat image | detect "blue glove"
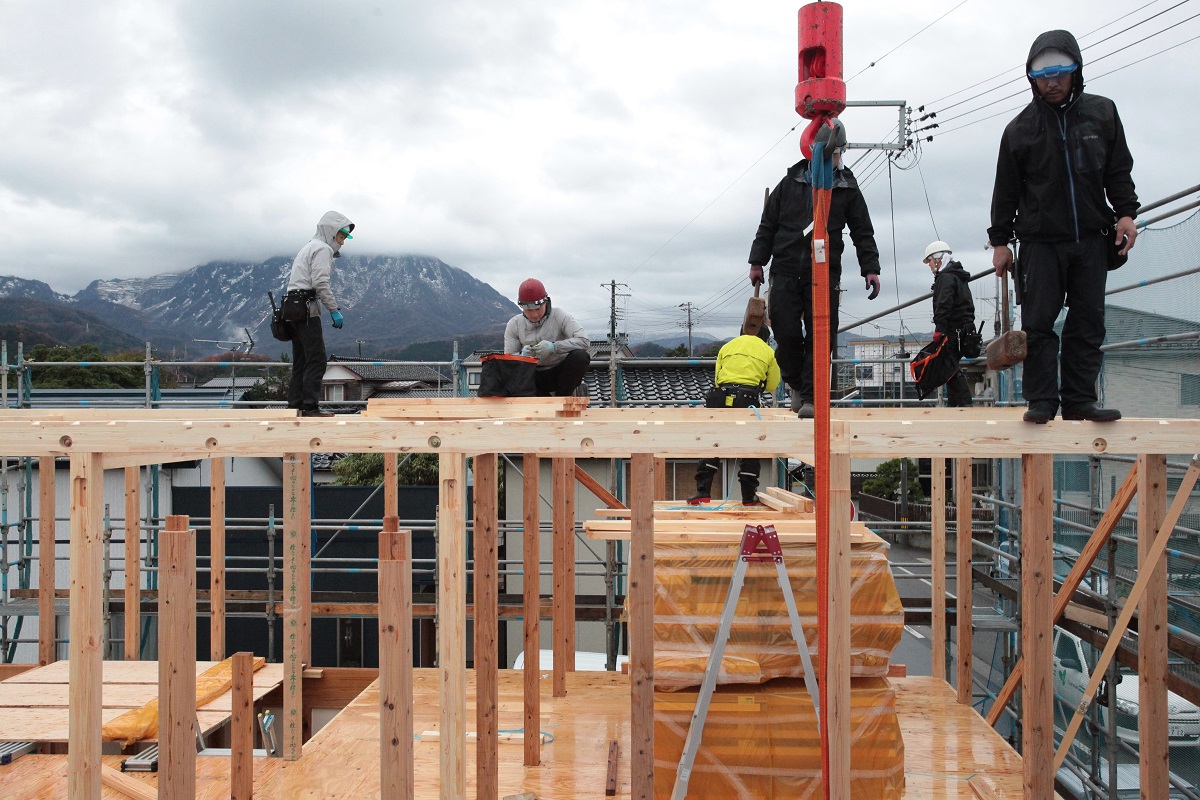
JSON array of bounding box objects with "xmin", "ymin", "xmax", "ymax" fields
[
  {"xmin": 530, "ymin": 340, "xmax": 556, "ymax": 359},
  {"xmin": 330, "ymin": 310, "xmax": 344, "ymax": 329},
  {"xmin": 520, "ymin": 345, "xmax": 533, "ymax": 357}
]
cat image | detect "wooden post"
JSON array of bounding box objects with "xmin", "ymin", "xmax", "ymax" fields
[
  {"xmin": 931, "ymin": 458, "xmax": 946, "ymax": 682},
  {"xmin": 629, "ymin": 453, "xmax": 655, "ymax": 800},
  {"xmin": 38, "ymin": 456, "xmax": 56, "ymax": 665},
  {"xmin": 210, "ymin": 457, "xmax": 226, "ymax": 661},
  {"xmin": 384, "ymin": 453, "xmax": 398, "ymax": 520},
  {"xmin": 955, "ymin": 458, "xmax": 974, "ymax": 706},
  {"xmin": 653, "ymin": 457, "xmax": 667, "ymax": 501},
  {"xmin": 231, "ymin": 651, "xmax": 255, "ymax": 800},
  {"xmin": 160, "ymin": 514, "xmax": 197, "ymax": 800},
  {"xmin": 379, "ymin": 518, "xmax": 414, "ymax": 800},
  {"xmin": 1138, "ymin": 454, "xmax": 1169, "ymax": 795},
  {"xmin": 522, "ymin": 453, "xmax": 541, "ymax": 767},
  {"xmin": 827, "ymin": 445, "xmax": 852, "ymax": 800},
  {"xmin": 1020, "ymin": 454, "xmax": 1054, "ymax": 799},
  {"xmin": 68, "ymin": 453, "xmax": 104, "ymax": 800},
  {"xmin": 438, "ymin": 452, "xmax": 467, "ymax": 800},
  {"xmin": 473, "ymin": 453, "xmax": 499, "ymax": 798},
  {"xmin": 552, "ymin": 457, "xmax": 576, "ymax": 696},
  {"xmin": 281, "ymin": 453, "xmax": 312, "ymax": 761},
  {"xmin": 123, "ymin": 466, "xmax": 141, "ymax": 662}
]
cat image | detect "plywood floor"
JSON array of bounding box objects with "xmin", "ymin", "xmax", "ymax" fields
[{"xmin": 0, "ymin": 672, "xmax": 1055, "ymax": 798}]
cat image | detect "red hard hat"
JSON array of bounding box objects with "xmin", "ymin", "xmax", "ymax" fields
[{"xmin": 517, "ymin": 278, "xmax": 548, "ymax": 305}]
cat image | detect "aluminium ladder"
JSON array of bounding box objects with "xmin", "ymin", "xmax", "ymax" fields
[{"xmin": 671, "ymin": 523, "xmax": 821, "ymax": 800}]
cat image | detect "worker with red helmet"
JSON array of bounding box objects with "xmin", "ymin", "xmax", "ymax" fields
[{"xmin": 504, "ymin": 278, "xmax": 591, "ymax": 396}]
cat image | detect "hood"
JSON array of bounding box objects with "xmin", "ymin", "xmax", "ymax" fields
[
  {"xmin": 786, "ymin": 159, "xmax": 859, "ymax": 190},
  {"xmin": 1026, "ymin": 30, "xmax": 1084, "ymax": 98},
  {"xmin": 313, "ymin": 210, "xmax": 354, "ymax": 254}
]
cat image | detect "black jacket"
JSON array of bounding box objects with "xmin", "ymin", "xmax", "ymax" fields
[
  {"xmin": 749, "ymin": 159, "xmax": 881, "ymax": 279},
  {"xmin": 931, "ymin": 261, "xmax": 975, "ymax": 335},
  {"xmin": 988, "ymin": 29, "xmax": 1138, "ymax": 246}
]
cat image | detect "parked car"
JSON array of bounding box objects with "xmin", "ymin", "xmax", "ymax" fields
[{"xmin": 1053, "ymin": 628, "xmax": 1200, "ymax": 749}]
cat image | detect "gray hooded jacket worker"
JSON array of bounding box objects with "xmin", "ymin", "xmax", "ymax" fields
[{"xmin": 288, "ymin": 210, "xmax": 354, "ymax": 317}]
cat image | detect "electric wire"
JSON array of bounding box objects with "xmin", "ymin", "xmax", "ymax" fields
[{"xmin": 845, "ymin": 0, "xmax": 974, "ymax": 83}]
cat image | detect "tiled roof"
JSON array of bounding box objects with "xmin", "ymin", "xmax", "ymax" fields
[{"xmin": 332, "ymin": 362, "xmax": 452, "ymax": 384}]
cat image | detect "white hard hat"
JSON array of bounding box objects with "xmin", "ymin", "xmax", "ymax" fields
[{"xmin": 924, "ymin": 241, "xmax": 952, "ymax": 261}]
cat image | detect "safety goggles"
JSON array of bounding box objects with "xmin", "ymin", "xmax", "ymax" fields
[
  {"xmin": 517, "ymin": 298, "xmax": 547, "ymax": 311},
  {"xmin": 1028, "ymin": 62, "xmax": 1077, "ymax": 80},
  {"xmin": 338, "ymin": 228, "xmax": 353, "ymax": 239}
]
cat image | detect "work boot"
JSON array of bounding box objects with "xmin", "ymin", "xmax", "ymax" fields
[
  {"xmin": 797, "ymin": 401, "xmax": 815, "ymax": 419},
  {"xmin": 789, "ymin": 387, "xmax": 804, "ymax": 413},
  {"xmin": 1062, "ymin": 403, "xmax": 1121, "ymax": 422},
  {"xmin": 686, "ymin": 493, "xmax": 711, "ymax": 506},
  {"xmin": 740, "ymin": 481, "xmax": 759, "ymax": 506},
  {"xmin": 1022, "ymin": 404, "xmax": 1057, "ymax": 424}
]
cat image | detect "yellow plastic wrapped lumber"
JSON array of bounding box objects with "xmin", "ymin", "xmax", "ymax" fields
[
  {"xmin": 651, "ymin": 537, "xmax": 903, "ymax": 690},
  {"xmin": 102, "ymin": 656, "xmax": 266, "ymax": 746},
  {"xmin": 654, "ymin": 677, "xmax": 904, "ymax": 799}
]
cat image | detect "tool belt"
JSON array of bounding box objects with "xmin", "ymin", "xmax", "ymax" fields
[
  {"xmin": 705, "ymin": 383, "xmax": 764, "ymax": 409},
  {"xmin": 281, "ymin": 289, "xmax": 316, "ymax": 322}
]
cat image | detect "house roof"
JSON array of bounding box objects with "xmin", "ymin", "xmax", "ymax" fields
[
  {"xmin": 327, "ymin": 360, "xmax": 451, "ymax": 384},
  {"xmin": 0, "ymin": 387, "xmax": 248, "ymax": 408},
  {"xmin": 1102, "ymin": 305, "xmax": 1200, "ymax": 346}
]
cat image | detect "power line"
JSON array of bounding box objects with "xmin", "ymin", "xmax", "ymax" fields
[{"xmin": 845, "ymin": 0, "xmax": 974, "ymax": 83}]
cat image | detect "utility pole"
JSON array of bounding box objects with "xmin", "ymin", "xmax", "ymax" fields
[
  {"xmin": 678, "ymin": 302, "xmax": 696, "ymax": 356},
  {"xmin": 603, "ymin": 280, "xmax": 629, "ymax": 408}
]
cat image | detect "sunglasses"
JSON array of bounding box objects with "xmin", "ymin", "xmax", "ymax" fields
[{"xmin": 1028, "ymin": 63, "xmax": 1077, "ymax": 80}]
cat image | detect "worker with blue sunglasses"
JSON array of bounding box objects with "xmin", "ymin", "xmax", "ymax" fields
[{"xmin": 987, "ymin": 30, "xmax": 1138, "ymax": 425}]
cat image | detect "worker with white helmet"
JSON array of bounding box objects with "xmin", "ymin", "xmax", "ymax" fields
[
  {"xmin": 504, "ymin": 278, "xmax": 591, "ymax": 396},
  {"xmin": 924, "ymin": 241, "xmax": 975, "ymax": 407}
]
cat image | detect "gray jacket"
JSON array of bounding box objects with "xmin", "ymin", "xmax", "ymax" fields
[
  {"xmin": 287, "ymin": 210, "xmax": 354, "ymax": 316},
  {"xmin": 504, "ymin": 305, "xmax": 589, "ymax": 369}
]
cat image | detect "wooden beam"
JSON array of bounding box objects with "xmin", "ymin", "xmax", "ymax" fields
[
  {"xmin": 123, "ymin": 466, "xmax": 140, "ymax": 662},
  {"xmin": 384, "ymin": 452, "xmax": 398, "ymax": 519},
  {"xmin": 68, "ymin": 452, "xmax": 104, "ymax": 800},
  {"xmin": 552, "ymin": 458, "xmax": 574, "ymax": 697},
  {"xmin": 931, "ymin": 458, "xmax": 946, "ymax": 682},
  {"xmin": 281, "ymin": 452, "xmax": 311, "ymax": 760},
  {"xmin": 1138, "ymin": 454, "xmax": 1169, "ymax": 796},
  {"xmin": 1054, "ymin": 456, "xmax": 1200, "ymax": 770},
  {"xmin": 522, "ymin": 453, "xmax": 541, "ymax": 767},
  {"xmin": 826, "ymin": 446, "xmax": 852, "ymax": 800},
  {"xmin": 473, "ymin": 453, "xmax": 499, "ymax": 799},
  {"xmin": 210, "ymin": 457, "xmax": 226, "ymax": 661},
  {"xmin": 984, "ymin": 465, "xmax": 1139, "ymax": 726},
  {"xmin": 438, "ymin": 452, "xmax": 467, "ymax": 800},
  {"xmin": 1021, "ymin": 454, "xmax": 1054, "ymax": 799},
  {"xmin": 100, "ymin": 764, "xmax": 157, "ymax": 800},
  {"xmin": 231, "ymin": 651, "xmax": 255, "ymax": 800},
  {"xmin": 38, "ymin": 456, "xmax": 56, "ymax": 666},
  {"xmin": 379, "ymin": 518, "xmax": 414, "ymax": 800},
  {"xmin": 955, "ymin": 458, "xmax": 973, "ymax": 706},
  {"xmin": 575, "ymin": 464, "xmax": 626, "ymax": 509},
  {"xmin": 629, "ymin": 453, "xmax": 655, "ymax": 800},
  {"xmin": 159, "ymin": 514, "xmax": 197, "ymax": 800}
]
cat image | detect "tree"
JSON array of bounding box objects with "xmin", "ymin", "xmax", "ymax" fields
[
  {"xmin": 242, "ymin": 355, "xmax": 290, "ymax": 404},
  {"xmin": 698, "ymin": 340, "xmax": 725, "ymax": 358},
  {"xmin": 860, "ymin": 458, "xmax": 926, "ymax": 502},
  {"xmin": 663, "ymin": 343, "xmax": 689, "ymax": 357},
  {"xmin": 25, "ymin": 344, "xmax": 144, "ymax": 389},
  {"xmin": 331, "ymin": 452, "xmax": 440, "ymax": 486}
]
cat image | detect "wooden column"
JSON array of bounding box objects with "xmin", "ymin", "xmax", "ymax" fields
[
  {"xmin": 438, "ymin": 452, "xmax": 467, "ymax": 800},
  {"xmin": 282, "ymin": 453, "xmax": 312, "ymax": 761},
  {"xmin": 68, "ymin": 453, "xmax": 104, "ymax": 800},
  {"xmin": 1020, "ymin": 454, "xmax": 1054, "ymax": 799},
  {"xmin": 931, "ymin": 458, "xmax": 946, "ymax": 682},
  {"xmin": 653, "ymin": 457, "xmax": 667, "ymax": 500},
  {"xmin": 38, "ymin": 456, "xmax": 56, "ymax": 665},
  {"xmin": 552, "ymin": 457, "xmax": 576, "ymax": 696},
  {"xmin": 473, "ymin": 453, "xmax": 499, "ymax": 799},
  {"xmin": 210, "ymin": 457, "xmax": 226, "ymax": 661},
  {"xmin": 384, "ymin": 453, "xmax": 398, "ymax": 520},
  {"xmin": 955, "ymin": 458, "xmax": 974, "ymax": 706},
  {"xmin": 160, "ymin": 515, "xmax": 197, "ymax": 800},
  {"xmin": 1138, "ymin": 454, "xmax": 1169, "ymax": 796},
  {"xmin": 827, "ymin": 446, "xmax": 852, "ymax": 800},
  {"xmin": 629, "ymin": 453, "xmax": 655, "ymax": 800},
  {"xmin": 379, "ymin": 518, "xmax": 414, "ymax": 800},
  {"xmin": 231, "ymin": 651, "xmax": 255, "ymax": 800},
  {"xmin": 522, "ymin": 453, "xmax": 541, "ymax": 767},
  {"xmin": 123, "ymin": 466, "xmax": 141, "ymax": 661}
]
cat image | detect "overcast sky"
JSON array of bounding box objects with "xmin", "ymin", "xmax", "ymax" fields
[{"xmin": 2, "ymin": 0, "xmax": 1197, "ymax": 344}]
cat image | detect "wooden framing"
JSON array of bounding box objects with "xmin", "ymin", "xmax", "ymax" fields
[
  {"xmin": 552, "ymin": 457, "xmax": 575, "ymax": 696},
  {"xmin": 210, "ymin": 457, "xmax": 226, "ymax": 661},
  {"xmin": 1137, "ymin": 453, "xmax": 1169, "ymax": 795},
  {"xmin": 521, "ymin": 453, "xmax": 541, "ymax": 767},
  {"xmin": 38, "ymin": 456, "xmax": 56, "ymax": 666},
  {"xmin": 281, "ymin": 452, "xmax": 311, "ymax": 760},
  {"xmin": 379, "ymin": 518, "xmax": 414, "ymax": 800},
  {"xmin": 160, "ymin": 514, "xmax": 197, "ymax": 800},
  {"xmin": 123, "ymin": 466, "xmax": 140, "ymax": 661},
  {"xmin": 931, "ymin": 458, "xmax": 946, "ymax": 682},
  {"xmin": 954, "ymin": 458, "xmax": 973, "ymax": 706},
  {"xmin": 472, "ymin": 452, "xmax": 499, "ymax": 798},
  {"xmin": 231, "ymin": 651, "xmax": 255, "ymax": 800},
  {"xmin": 3, "ymin": 404, "xmax": 1197, "ymax": 799}
]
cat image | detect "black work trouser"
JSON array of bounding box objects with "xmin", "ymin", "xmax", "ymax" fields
[
  {"xmin": 768, "ymin": 271, "xmax": 840, "ymax": 401},
  {"xmin": 534, "ymin": 349, "xmax": 591, "ymax": 397},
  {"xmin": 287, "ymin": 316, "xmax": 327, "ymax": 411},
  {"xmin": 694, "ymin": 385, "xmax": 762, "ymax": 500},
  {"xmin": 1019, "ymin": 237, "xmax": 1108, "ymax": 411},
  {"xmin": 942, "ymin": 332, "xmax": 973, "ymax": 407}
]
